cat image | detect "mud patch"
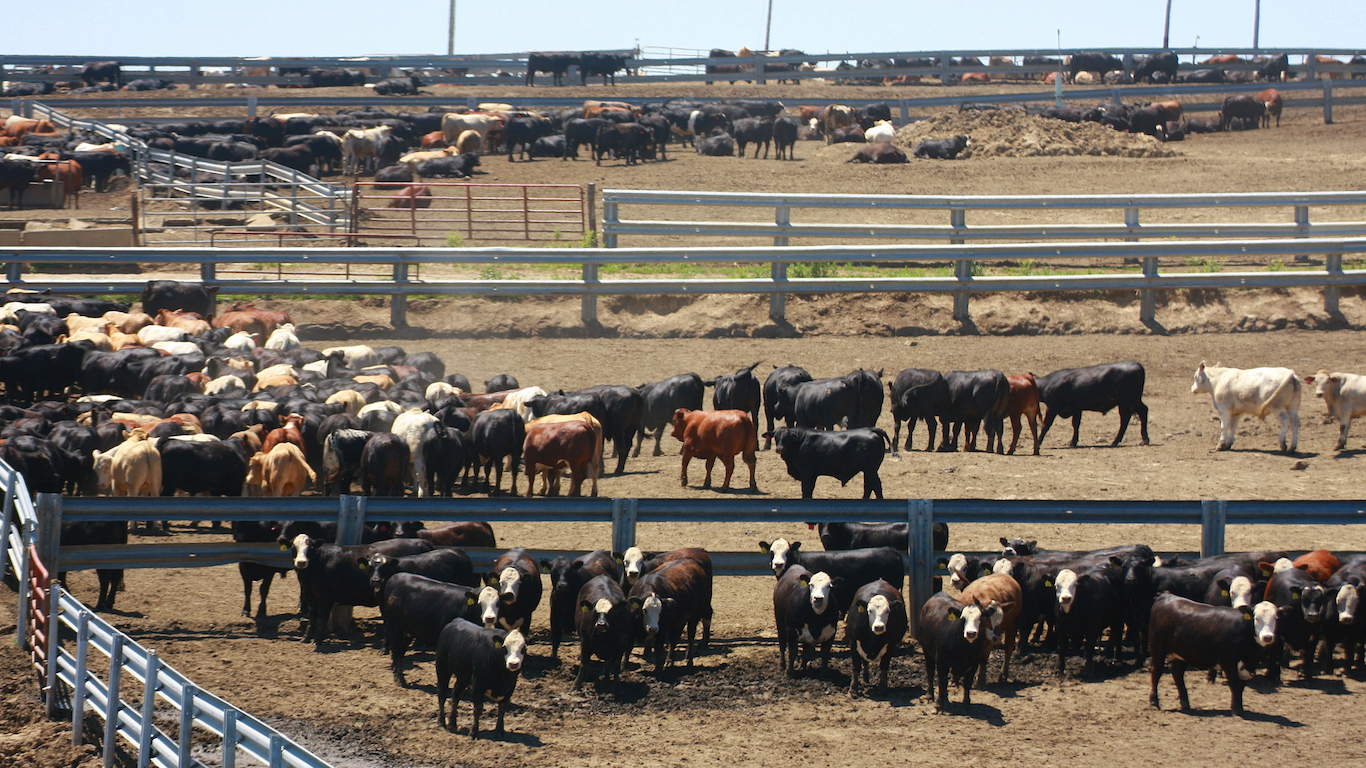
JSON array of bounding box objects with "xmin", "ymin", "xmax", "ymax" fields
[{"xmin": 894, "ymin": 109, "xmax": 1177, "ymax": 158}]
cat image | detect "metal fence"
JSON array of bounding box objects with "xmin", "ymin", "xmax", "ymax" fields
[
  {"xmin": 349, "ymin": 182, "xmax": 590, "ymax": 246},
  {"xmin": 2, "ymin": 463, "xmax": 337, "ymax": 768}
]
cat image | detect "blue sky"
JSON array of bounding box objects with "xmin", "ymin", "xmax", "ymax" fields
[{"xmin": 29, "ymin": 0, "xmax": 1365, "ymax": 58}]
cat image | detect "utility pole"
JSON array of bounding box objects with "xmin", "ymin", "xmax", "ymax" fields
[
  {"xmin": 1163, "ymin": 0, "xmax": 1172, "ymax": 48},
  {"xmin": 1253, "ymin": 0, "xmax": 1261, "ymax": 48},
  {"xmin": 764, "ymin": 0, "xmax": 774, "ymax": 51},
  {"xmin": 447, "ymin": 0, "xmax": 456, "ymax": 56}
]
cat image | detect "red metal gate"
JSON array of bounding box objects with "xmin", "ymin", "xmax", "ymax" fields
[
  {"xmin": 349, "ymin": 183, "xmax": 588, "ymax": 245},
  {"xmin": 27, "ymin": 544, "xmax": 49, "ymax": 675}
]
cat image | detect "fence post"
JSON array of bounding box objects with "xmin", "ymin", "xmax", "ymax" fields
[
  {"xmin": 1294, "ymin": 204, "xmax": 1310, "ymax": 262},
  {"xmin": 771, "ymin": 205, "xmax": 790, "ymax": 324},
  {"xmin": 610, "ymin": 498, "xmax": 638, "ymax": 553},
  {"xmin": 73, "ymin": 609, "xmax": 89, "ymax": 746},
  {"xmin": 178, "ymin": 683, "xmax": 197, "ymax": 768},
  {"xmin": 269, "ymin": 733, "xmax": 285, "ymax": 768},
  {"xmin": 950, "ymin": 208, "xmax": 971, "ymax": 322},
  {"xmin": 1323, "ymin": 77, "xmax": 1334, "ymax": 124},
  {"xmin": 1140, "ymin": 256, "xmax": 1159, "ymax": 324},
  {"xmin": 246, "ymin": 96, "xmax": 258, "ymax": 118},
  {"xmin": 138, "ymin": 651, "xmax": 159, "ymax": 768},
  {"xmin": 581, "ymin": 263, "xmax": 599, "ymax": 327},
  {"xmin": 602, "ymin": 196, "xmax": 618, "ymax": 248},
  {"xmin": 222, "ymin": 709, "xmax": 237, "ymax": 768},
  {"xmin": 103, "ymin": 635, "xmax": 122, "ymax": 768},
  {"xmin": 906, "ymin": 499, "xmax": 934, "ymax": 639},
  {"xmin": 36, "ymin": 493, "xmax": 61, "ymax": 579},
  {"xmin": 337, "ymin": 495, "xmax": 366, "ymax": 546},
  {"xmin": 390, "ymin": 257, "xmax": 409, "ymax": 329},
  {"xmin": 1200, "ymin": 499, "xmax": 1227, "ymax": 558},
  {"xmin": 585, "ymin": 183, "xmax": 598, "ymax": 244},
  {"xmin": 1325, "ymin": 251, "xmax": 1343, "ymax": 314},
  {"xmin": 16, "ymin": 517, "xmax": 31, "ymax": 650},
  {"xmin": 45, "ymin": 582, "xmax": 59, "ymax": 718}
]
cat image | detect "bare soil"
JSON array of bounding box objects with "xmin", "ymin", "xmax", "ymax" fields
[{"xmin": 5, "ymin": 81, "xmax": 1366, "ymax": 768}]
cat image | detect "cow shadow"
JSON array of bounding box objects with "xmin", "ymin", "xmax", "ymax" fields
[
  {"xmin": 1285, "ymin": 676, "xmax": 1352, "ymax": 695},
  {"xmin": 250, "ymin": 614, "xmax": 290, "ymax": 639},
  {"xmin": 1330, "ymin": 448, "xmax": 1366, "ymax": 460},
  {"xmin": 981, "ymin": 679, "xmax": 1038, "ymax": 698},
  {"xmin": 1175, "ymin": 707, "xmax": 1304, "ymax": 727}
]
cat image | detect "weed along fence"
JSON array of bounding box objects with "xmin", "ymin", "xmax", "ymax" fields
[{"xmin": 349, "ymin": 182, "xmax": 592, "ymax": 246}]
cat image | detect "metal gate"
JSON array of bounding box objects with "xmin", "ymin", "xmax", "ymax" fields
[{"xmin": 349, "ymin": 182, "xmax": 589, "ymax": 246}]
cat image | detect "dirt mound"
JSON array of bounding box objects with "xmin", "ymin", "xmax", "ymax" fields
[{"xmin": 894, "ymin": 109, "xmax": 1177, "ymax": 158}]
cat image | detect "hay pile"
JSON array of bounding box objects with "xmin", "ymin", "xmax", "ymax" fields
[{"xmin": 893, "ymin": 109, "xmax": 1177, "ymax": 158}]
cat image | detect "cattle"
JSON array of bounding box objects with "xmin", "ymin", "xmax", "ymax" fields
[
  {"xmin": 580, "ymin": 52, "xmax": 630, "ymax": 85},
  {"xmin": 706, "ymin": 361, "xmax": 762, "ymax": 438},
  {"xmin": 504, "ymin": 116, "xmax": 555, "ymax": 161},
  {"xmin": 1133, "ymin": 52, "xmax": 1179, "ymax": 83},
  {"xmin": 773, "ymin": 116, "xmax": 799, "ymax": 160},
  {"xmin": 732, "ymin": 117, "xmax": 775, "ymax": 159},
  {"xmin": 1053, "ymin": 565, "xmax": 1126, "ymax": 676},
  {"xmin": 816, "ymin": 521, "xmax": 948, "ymax": 553},
  {"xmin": 528, "ymin": 135, "xmax": 572, "ymax": 159},
  {"xmin": 828, "ymin": 125, "xmax": 865, "ymax": 144},
  {"xmin": 912, "ymin": 135, "xmax": 971, "ymax": 159},
  {"xmin": 919, "ymin": 592, "xmax": 1002, "ymax": 710},
  {"xmin": 1067, "ymin": 52, "xmax": 1124, "ymax": 82},
  {"xmin": 232, "ymin": 520, "xmax": 288, "ymax": 618},
  {"xmin": 769, "ymin": 426, "xmax": 890, "ymax": 499},
  {"xmin": 1191, "ymin": 362, "xmax": 1300, "ymax": 452},
  {"xmin": 1293, "ymin": 550, "xmax": 1341, "ymax": 583},
  {"xmin": 705, "ymin": 49, "xmax": 744, "ymax": 84},
  {"xmin": 92, "ymin": 429, "xmax": 162, "ymax": 498},
  {"xmin": 140, "ymin": 280, "xmax": 216, "ymax": 320},
  {"xmin": 541, "ymin": 550, "xmax": 621, "ymax": 659},
  {"xmin": 773, "ymin": 565, "xmax": 842, "ymax": 675},
  {"xmin": 1035, "ymin": 361, "xmax": 1150, "ymax": 448},
  {"xmin": 373, "ymin": 76, "xmax": 421, "ymax": 96},
  {"xmin": 669, "ymin": 408, "xmax": 757, "ymax": 491},
  {"xmin": 696, "ymin": 129, "xmax": 735, "ymax": 156},
  {"xmin": 526, "ymin": 52, "xmax": 577, "ymax": 86},
  {"xmin": 627, "ymin": 558, "xmax": 710, "ymax": 671},
  {"xmin": 287, "ymin": 534, "xmax": 434, "ymax": 646},
  {"xmin": 574, "ymin": 574, "xmax": 633, "ymax": 688},
  {"xmin": 36, "ymin": 154, "xmax": 82, "ymax": 208},
  {"xmin": 391, "ymin": 408, "xmax": 438, "ymax": 498},
  {"xmin": 246, "ymin": 442, "xmax": 315, "ymax": 497},
  {"xmin": 1255, "ymin": 88, "xmax": 1284, "ymax": 128},
  {"xmin": 522, "ymin": 419, "xmax": 599, "ymax": 497},
  {"xmin": 387, "ymin": 183, "xmax": 432, "ymax": 210},
  {"xmin": 759, "ymin": 538, "xmax": 904, "ymax": 616},
  {"xmin": 122, "ymin": 78, "xmax": 175, "ymax": 91},
  {"xmin": 59, "ymin": 522, "xmax": 128, "ymax": 612},
  {"xmin": 635, "ymin": 373, "xmax": 705, "ymax": 456},
  {"xmin": 1324, "ymin": 558, "xmax": 1366, "ymax": 673},
  {"xmin": 368, "ymin": 548, "xmax": 478, "ymax": 597},
  {"xmin": 1265, "ymin": 562, "xmax": 1329, "ymax": 680},
  {"xmin": 403, "ymin": 521, "xmax": 497, "ymax": 549},
  {"xmin": 1148, "ymin": 594, "xmax": 1278, "ymax": 716},
  {"xmin": 0, "ymin": 158, "xmax": 33, "ymax": 210},
  {"xmin": 417, "ymin": 153, "xmax": 480, "ymax": 178},
  {"xmin": 790, "ymin": 372, "xmax": 872, "ymax": 431},
  {"xmin": 434, "ymin": 619, "xmax": 526, "ymax": 738},
  {"xmin": 593, "ymin": 122, "xmax": 651, "ymax": 166},
  {"xmin": 360, "ymin": 432, "xmax": 410, "ymax": 497},
  {"xmin": 341, "ymin": 125, "xmax": 392, "ymax": 175},
  {"xmin": 1220, "ymin": 95, "xmax": 1266, "ymax": 131},
  {"xmin": 306, "ymin": 68, "xmax": 365, "ymax": 87},
  {"xmin": 959, "ymin": 573, "xmax": 1023, "ymax": 684},
  {"xmin": 80, "ymin": 61, "xmax": 122, "ymax": 87},
  {"xmin": 845, "ymin": 579, "xmax": 908, "ymax": 695},
  {"xmin": 760, "ymin": 364, "xmax": 814, "ymax": 450},
  {"xmin": 485, "ymin": 548, "xmax": 541, "ymax": 632},
  {"xmin": 1002, "ymin": 373, "xmax": 1042, "ymax": 455},
  {"xmin": 822, "ymin": 105, "xmax": 855, "ymax": 143},
  {"xmin": 1258, "ymin": 52, "xmax": 1292, "ymax": 82},
  {"xmin": 158, "ymin": 437, "xmax": 247, "ymax": 498},
  {"xmin": 469, "ymin": 408, "xmax": 525, "ymax": 496},
  {"xmin": 887, "ymin": 368, "xmax": 952, "ymax": 452},
  {"xmin": 381, "ymin": 574, "xmax": 499, "ymax": 685},
  {"xmin": 847, "ymin": 143, "xmax": 908, "ymax": 164},
  {"xmin": 942, "ymin": 369, "xmax": 1009, "ymax": 453},
  {"xmin": 1303, "ymin": 369, "xmax": 1366, "ymax": 450}
]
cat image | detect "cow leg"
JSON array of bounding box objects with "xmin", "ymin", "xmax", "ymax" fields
[
  {"xmin": 702, "ymin": 457, "xmax": 716, "ymax": 489},
  {"xmin": 1171, "ymin": 657, "xmax": 1191, "ymax": 710},
  {"xmin": 1113, "ymin": 407, "xmax": 1134, "ymax": 445},
  {"xmin": 801, "ymin": 477, "xmax": 817, "ymax": 499},
  {"xmin": 1028, "ymin": 413, "xmax": 1040, "ymax": 455},
  {"xmin": 892, "ymin": 415, "xmax": 904, "ymax": 451},
  {"xmin": 680, "ymin": 452, "xmax": 691, "ymax": 487},
  {"xmin": 1286, "ymin": 410, "xmax": 1300, "ymax": 453},
  {"xmin": 1069, "ymin": 414, "xmax": 1083, "ymax": 447},
  {"xmin": 1338, "ymin": 417, "xmax": 1352, "ymax": 451},
  {"xmin": 744, "ymin": 449, "xmax": 757, "ymax": 491},
  {"xmin": 1008, "ymin": 414, "xmax": 1022, "ymax": 454},
  {"xmin": 239, "ymin": 568, "xmax": 254, "ymax": 616},
  {"xmin": 1038, "ymin": 409, "xmax": 1058, "ymax": 446},
  {"xmin": 718, "ymin": 457, "xmax": 734, "ymax": 490},
  {"xmin": 1218, "ymin": 414, "xmax": 1239, "ymax": 450},
  {"xmin": 863, "ymin": 471, "xmax": 883, "ymax": 500},
  {"xmin": 437, "ymin": 669, "xmax": 453, "ymax": 730},
  {"xmin": 1149, "ymin": 652, "xmax": 1165, "ymax": 708}
]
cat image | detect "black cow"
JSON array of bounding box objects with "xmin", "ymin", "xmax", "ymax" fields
[
  {"xmin": 59, "ymin": 522, "xmax": 127, "ymax": 611},
  {"xmin": 1220, "ymin": 95, "xmax": 1266, "ymax": 131},
  {"xmin": 122, "ymin": 78, "xmax": 175, "ymax": 91},
  {"xmin": 574, "ymin": 574, "xmax": 633, "ymax": 688},
  {"xmin": 848, "ymin": 143, "xmax": 908, "ymax": 163},
  {"xmin": 888, "ymin": 367, "xmax": 953, "ymax": 451},
  {"xmin": 372, "ymin": 164, "xmax": 414, "ymax": 189},
  {"xmin": 505, "ymin": 116, "xmax": 554, "ymax": 161},
  {"xmin": 732, "ymin": 117, "xmax": 774, "ymax": 159},
  {"xmin": 828, "ymin": 125, "xmax": 865, "ymax": 144},
  {"xmin": 1179, "ymin": 68, "xmax": 1229, "ymax": 84},
  {"xmin": 3, "ymin": 344, "xmax": 90, "ymax": 404},
  {"xmin": 0, "ymin": 159, "xmax": 35, "ymax": 210},
  {"xmin": 321, "ymin": 428, "xmax": 372, "ymax": 495},
  {"xmin": 594, "ymin": 122, "xmax": 651, "ymax": 166},
  {"xmin": 762, "ymin": 364, "xmax": 813, "ymax": 448},
  {"xmin": 1149, "ymin": 594, "xmax": 1278, "ymax": 716},
  {"xmin": 232, "ymin": 520, "xmax": 288, "ymax": 618},
  {"xmin": 360, "ymin": 432, "xmax": 409, "ymax": 497},
  {"xmin": 260, "ymin": 145, "xmax": 314, "ymax": 173},
  {"xmin": 307, "ymin": 68, "xmax": 365, "ymax": 87},
  {"xmin": 73, "ymin": 151, "xmax": 131, "ymax": 192},
  {"xmin": 759, "ymin": 538, "xmax": 904, "ymax": 616},
  {"xmin": 846, "ymin": 579, "xmax": 908, "ymax": 694},
  {"xmin": 705, "ymin": 49, "xmax": 743, "ymax": 84},
  {"xmin": 913, "ymin": 135, "xmax": 971, "ymax": 159},
  {"xmin": 1053, "ymin": 564, "xmax": 1126, "ymax": 676},
  {"xmin": 920, "ymin": 592, "xmax": 1001, "ymax": 710},
  {"xmin": 568, "ymin": 384, "xmax": 642, "ymax": 474},
  {"xmin": 158, "ymin": 438, "xmax": 246, "ymax": 497},
  {"xmin": 816, "ymin": 521, "xmax": 949, "ymax": 553},
  {"xmin": 942, "ymin": 369, "xmax": 1009, "ymax": 453},
  {"xmin": 769, "ymin": 426, "xmax": 891, "ymax": 500},
  {"xmin": 435, "ymin": 618, "xmax": 526, "ymax": 738},
  {"xmin": 486, "ymin": 547, "xmax": 541, "ymax": 632},
  {"xmin": 140, "ymin": 280, "xmax": 217, "ymax": 320},
  {"xmin": 580, "ymin": 52, "xmax": 630, "ymax": 85},
  {"xmin": 1132, "ymin": 52, "xmax": 1179, "ymax": 83},
  {"xmin": 527, "ymin": 52, "xmax": 578, "ymax": 86},
  {"xmin": 1069, "ymin": 52, "xmax": 1124, "ymax": 81},
  {"xmin": 563, "ymin": 118, "xmax": 607, "ymax": 159},
  {"xmin": 368, "ymin": 547, "xmax": 478, "ymax": 596},
  {"xmin": 626, "ymin": 558, "xmax": 710, "ymax": 671},
  {"xmin": 417, "ymin": 153, "xmax": 480, "ymax": 178},
  {"xmin": 381, "ymin": 574, "xmax": 492, "ymax": 685},
  {"xmin": 469, "ymin": 409, "xmax": 524, "ymax": 496},
  {"xmin": 285, "ymin": 535, "xmax": 433, "ymax": 647},
  {"xmin": 421, "ymin": 423, "xmax": 470, "ymax": 498},
  {"xmin": 79, "ymin": 61, "xmax": 122, "ymax": 87},
  {"xmin": 3, "ymin": 82, "xmax": 53, "ymax": 97},
  {"xmin": 528, "ymin": 135, "xmax": 572, "ymax": 159},
  {"xmin": 1264, "ymin": 565, "xmax": 1328, "ymax": 680},
  {"xmin": 1035, "ymin": 361, "xmax": 1150, "ymax": 448},
  {"xmin": 791, "ymin": 377, "xmax": 860, "ymax": 430},
  {"xmin": 696, "ymin": 129, "xmax": 735, "ymax": 156},
  {"xmin": 707, "ymin": 361, "xmax": 762, "ymax": 442},
  {"xmin": 635, "ymin": 373, "xmax": 705, "ymax": 456},
  {"xmin": 773, "ymin": 565, "xmax": 843, "ymax": 675},
  {"xmin": 637, "ymin": 113, "xmax": 671, "ymax": 161},
  {"xmin": 856, "ymin": 103, "xmax": 893, "ymax": 129},
  {"xmin": 373, "ymin": 76, "xmax": 421, "ymax": 96},
  {"xmin": 773, "ymin": 116, "xmax": 799, "ymax": 160},
  {"xmin": 541, "ymin": 549, "xmax": 621, "ymax": 659},
  {"xmin": 1259, "ymin": 53, "xmax": 1292, "ymax": 82}
]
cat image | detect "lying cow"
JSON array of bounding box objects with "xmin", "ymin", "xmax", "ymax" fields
[
  {"xmin": 913, "ymin": 135, "xmax": 971, "ymax": 159},
  {"xmin": 1191, "ymin": 362, "xmax": 1300, "ymax": 452},
  {"xmin": 847, "ymin": 143, "xmax": 908, "ymax": 163}
]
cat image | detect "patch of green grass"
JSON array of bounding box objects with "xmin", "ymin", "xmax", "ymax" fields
[
  {"xmin": 1185, "ymin": 256, "xmax": 1222, "ymax": 272},
  {"xmin": 1268, "ymin": 259, "xmax": 1285, "ymax": 272},
  {"xmin": 445, "ymin": 232, "xmax": 467, "ymax": 248},
  {"xmin": 788, "ymin": 261, "xmax": 835, "ymax": 279},
  {"xmin": 478, "ymin": 265, "xmax": 508, "ymax": 280}
]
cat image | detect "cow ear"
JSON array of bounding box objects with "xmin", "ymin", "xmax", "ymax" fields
[
  {"xmin": 999, "ymin": 537, "xmax": 1010, "ymax": 547},
  {"xmin": 613, "ymin": 552, "xmax": 624, "ymax": 563},
  {"xmin": 1109, "ymin": 556, "xmax": 1124, "ymax": 569},
  {"xmin": 830, "ymin": 576, "xmax": 843, "ymax": 588},
  {"xmin": 799, "ymin": 575, "xmax": 810, "ymax": 587},
  {"xmin": 540, "ymin": 559, "xmax": 554, "ymax": 571},
  {"xmin": 998, "ymin": 600, "xmax": 1016, "ymax": 613},
  {"xmin": 759, "ymin": 541, "xmax": 771, "ymax": 553},
  {"xmin": 1044, "ymin": 579, "xmax": 1054, "ymax": 587},
  {"xmin": 629, "ymin": 597, "xmax": 642, "ymax": 610},
  {"xmin": 467, "ymin": 595, "xmax": 476, "ymax": 605},
  {"xmin": 486, "ymin": 573, "xmax": 498, "ymax": 587},
  {"xmin": 494, "ymin": 638, "xmax": 503, "ymax": 648},
  {"xmin": 948, "ymin": 609, "xmax": 959, "ymax": 621},
  {"xmin": 856, "ymin": 601, "xmax": 867, "ymax": 613},
  {"xmin": 580, "ymin": 600, "xmax": 593, "ymax": 612},
  {"xmin": 279, "ymin": 543, "xmax": 288, "ymax": 551},
  {"xmin": 981, "ymin": 563, "xmax": 993, "ymax": 574},
  {"xmin": 1291, "ymin": 588, "xmax": 1302, "ymax": 600},
  {"xmin": 356, "ymin": 557, "xmax": 367, "ymax": 570},
  {"xmin": 936, "ymin": 557, "xmax": 948, "ymax": 568},
  {"xmin": 663, "ymin": 597, "xmax": 676, "ymax": 609},
  {"xmin": 790, "ymin": 541, "xmax": 802, "ymax": 553}
]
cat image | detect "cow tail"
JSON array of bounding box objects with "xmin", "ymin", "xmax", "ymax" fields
[
  {"xmin": 993, "ymin": 379, "xmax": 1011, "ymax": 417},
  {"xmin": 872, "ymin": 427, "xmax": 895, "ymax": 456},
  {"xmin": 1257, "ymin": 372, "xmax": 1301, "ymax": 420}
]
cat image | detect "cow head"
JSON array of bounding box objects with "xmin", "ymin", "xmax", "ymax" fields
[
  {"xmin": 632, "ymin": 593, "xmax": 674, "ymax": 637},
  {"xmin": 582, "ymin": 596, "xmax": 619, "ymax": 637},
  {"xmin": 1337, "ymin": 584, "xmax": 1360, "ymax": 625},
  {"xmin": 489, "ymin": 566, "xmax": 521, "ymax": 603},
  {"xmin": 669, "ymin": 408, "xmax": 694, "ymax": 440},
  {"xmin": 1305, "ymin": 370, "xmax": 1339, "ymax": 400},
  {"xmin": 860, "ymin": 593, "xmax": 896, "ymax": 635},
  {"xmin": 1000, "ymin": 537, "xmax": 1037, "ymax": 557},
  {"xmin": 289, "ymin": 533, "xmax": 315, "ymax": 570},
  {"xmin": 477, "ymin": 586, "xmax": 501, "ymax": 628},
  {"xmin": 367, "ymin": 553, "xmax": 392, "ymax": 591},
  {"xmin": 1054, "ymin": 569, "xmax": 1079, "ymax": 613},
  {"xmin": 992, "ymin": 558, "xmax": 1014, "ymax": 576},
  {"xmin": 805, "ymin": 571, "xmax": 839, "ymax": 615},
  {"xmin": 1252, "ymin": 601, "xmax": 1278, "ymax": 647},
  {"xmin": 1272, "ymin": 557, "xmax": 1295, "ymax": 574},
  {"xmin": 1190, "ymin": 361, "xmax": 1213, "ymax": 394},
  {"xmin": 1228, "ymin": 576, "xmax": 1258, "ymax": 613},
  {"xmin": 1299, "ymin": 583, "xmax": 1328, "ymax": 623},
  {"xmin": 947, "ymin": 553, "xmax": 976, "ymax": 591},
  {"xmin": 620, "ymin": 547, "xmax": 646, "ymax": 584},
  {"xmin": 760, "ymin": 538, "xmax": 799, "ymax": 576},
  {"xmin": 499, "ymin": 629, "xmax": 526, "ymax": 673},
  {"xmin": 955, "ymin": 600, "xmax": 985, "ymax": 641}
]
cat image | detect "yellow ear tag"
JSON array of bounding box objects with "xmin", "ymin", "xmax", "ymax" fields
[
  {"xmin": 1045, "ymin": 580, "xmax": 1053, "ymax": 587},
  {"xmin": 467, "ymin": 596, "xmax": 475, "ymax": 605},
  {"xmin": 1291, "ymin": 589, "xmax": 1301, "ymax": 599},
  {"xmin": 949, "ymin": 610, "xmax": 959, "ymax": 621},
  {"xmin": 279, "ymin": 545, "xmax": 288, "ymax": 551},
  {"xmin": 495, "ymin": 639, "xmax": 503, "ymax": 648},
  {"xmin": 858, "ymin": 605, "xmax": 867, "ymax": 612},
  {"xmin": 1221, "ymin": 589, "xmax": 1230, "ymax": 596},
  {"xmin": 357, "ymin": 561, "xmax": 365, "ymax": 569},
  {"xmin": 581, "ymin": 605, "xmax": 590, "ymax": 612}
]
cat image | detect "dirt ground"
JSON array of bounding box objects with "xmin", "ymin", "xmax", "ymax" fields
[{"xmin": 5, "ymin": 80, "xmax": 1366, "ymax": 767}]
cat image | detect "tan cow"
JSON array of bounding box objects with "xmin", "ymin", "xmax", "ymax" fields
[
  {"xmin": 93, "ymin": 429, "xmax": 162, "ymax": 497},
  {"xmin": 246, "ymin": 442, "xmax": 316, "ymax": 497},
  {"xmin": 325, "ymin": 389, "xmax": 367, "ymax": 416},
  {"xmin": 822, "ymin": 105, "xmax": 855, "ymax": 144}
]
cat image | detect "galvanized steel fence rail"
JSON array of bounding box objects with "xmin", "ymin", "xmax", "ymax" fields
[
  {"xmin": 2, "ymin": 465, "xmax": 337, "ymax": 768},
  {"xmin": 3, "ymin": 237, "xmax": 1366, "ymax": 329}
]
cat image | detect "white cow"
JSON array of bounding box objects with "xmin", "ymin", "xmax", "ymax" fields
[
  {"xmin": 322, "ymin": 344, "xmax": 380, "ymax": 368},
  {"xmin": 391, "ymin": 408, "xmax": 438, "ymax": 497},
  {"xmin": 341, "ymin": 125, "xmax": 392, "ymax": 176},
  {"xmin": 264, "ymin": 323, "xmax": 300, "ymax": 351},
  {"xmin": 1190, "ymin": 362, "xmax": 1300, "ymax": 452},
  {"xmin": 440, "ymin": 112, "xmax": 503, "ymax": 146},
  {"xmin": 1304, "ymin": 370, "xmax": 1366, "ymax": 450},
  {"xmin": 864, "ymin": 120, "xmax": 895, "ymax": 144}
]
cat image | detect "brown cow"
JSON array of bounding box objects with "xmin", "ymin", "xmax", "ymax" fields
[
  {"xmin": 522, "ymin": 420, "xmax": 599, "ymax": 497},
  {"xmin": 212, "ymin": 302, "xmax": 291, "ymax": 335},
  {"xmin": 1006, "ymin": 373, "xmax": 1042, "ymax": 456},
  {"xmin": 5, "ymin": 119, "xmax": 56, "ymax": 140},
  {"xmin": 958, "ymin": 573, "xmax": 1023, "ymax": 684},
  {"xmin": 419, "ymin": 130, "xmax": 448, "ymax": 148},
  {"xmin": 1150, "ymin": 100, "xmax": 1183, "ymax": 123},
  {"xmin": 528, "ymin": 412, "xmax": 604, "ymax": 477},
  {"xmin": 1201, "ymin": 54, "xmax": 1243, "ymax": 66},
  {"xmin": 1257, "ymin": 88, "xmax": 1283, "ymax": 127},
  {"xmin": 821, "ymin": 105, "xmax": 855, "ymax": 144},
  {"xmin": 409, "ymin": 521, "xmax": 497, "ymax": 548},
  {"xmin": 36, "ymin": 153, "xmax": 82, "ymax": 208},
  {"xmin": 246, "ymin": 442, "xmax": 315, "ymax": 497},
  {"xmin": 960, "ymin": 73, "xmax": 991, "ymax": 84},
  {"xmin": 155, "ymin": 308, "xmax": 212, "ymax": 336},
  {"xmin": 387, "ymin": 184, "xmax": 432, "ymax": 210},
  {"xmin": 1315, "ymin": 55, "xmax": 1346, "ymax": 79},
  {"xmin": 669, "ymin": 408, "xmax": 757, "ymax": 491},
  {"xmin": 262, "ymin": 413, "xmax": 306, "ymax": 455},
  {"xmin": 1292, "ymin": 550, "xmax": 1341, "ymax": 582}
]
